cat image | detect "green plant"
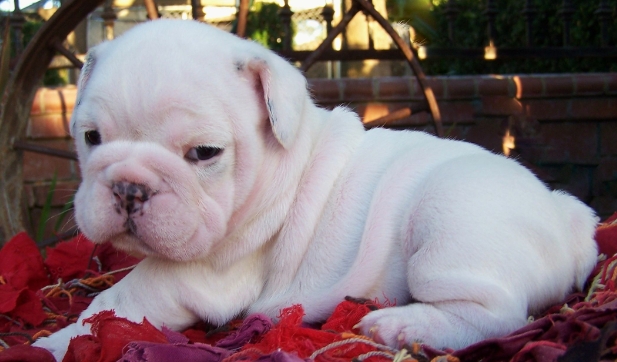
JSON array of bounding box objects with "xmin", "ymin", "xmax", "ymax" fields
[
  {"xmin": 34, "ymin": 173, "xmax": 75, "ymax": 242},
  {"xmin": 36, "ymin": 173, "xmax": 57, "ymax": 242},
  {"xmin": 389, "ymin": 0, "xmax": 617, "ymax": 75},
  {"xmin": 234, "ymin": 2, "xmax": 291, "ymax": 51}
]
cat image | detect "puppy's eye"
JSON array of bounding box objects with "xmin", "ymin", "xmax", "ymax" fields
[
  {"xmin": 85, "ymin": 130, "xmax": 101, "ymax": 146},
  {"xmin": 185, "ymin": 146, "xmax": 222, "ymax": 162}
]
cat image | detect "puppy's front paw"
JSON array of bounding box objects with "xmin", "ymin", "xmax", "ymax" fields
[
  {"xmin": 32, "ymin": 335, "xmax": 69, "ymax": 362},
  {"xmin": 357, "ymin": 303, "xmax": 485, "ymax": 350},
  {"xmin": 32, "ymin": 322, "xmax": 89, "ymax": 361}
]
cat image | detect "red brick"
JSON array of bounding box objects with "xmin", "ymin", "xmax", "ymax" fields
[
  {"xmin": 537, "ymin": 122, "xmax": 598, "ymax": 164},
  {"xmin": 478, "ymin": 76, "xmax": 511, "ymax": 97},
  {"xmin": 523, "ymin": 99, "xmax": 570, "ymax": 121},
  {"xmin": 463, "ymin": 118, "xmax": 508, "ymax": 153},
  {"xmin": 308, "ymin": 79, "xmax": 341, "ymax": 104},
  {"xmin": 440, "ymin": 101, "xmax": 476, "ymax": 124},
  {"xmin": 404, "ymin": 78, "xmax": 417, "ymax": 100},
  {"xmin": 607, "ymin": 73, "xmax": 617, "ymax": 94},
  {"xmin": 31, "ymin": 86, "xmax": 77, "ymax": 116},
  {"xmin": 422, "ymin": 78, "xmax": 445, "ymax": 100},
  {"xmin": 362, "ymin": 103, "xmax": 391, "ymax": 123},
  {"xmin": 441, "ymin": 123, "xmax": 466, "ymax": 139},
  {"xmin": 600, "ymin": 122, "xmax": 617, "ymax": 156},
  {"xmin": 570, "ymin": 98, "xmax": 617, "ymax": 120},
  {"xmin": 444, "ymin": 77, "xmax": 476, "ymax": 100},
  {"xmin": 589, "ymin": 196, "xmax": 617, "ymax": 220},
  {"xmin": 515, "ymin": 159, "xmax": 556, "ymax": 183},
  {"xmin": 341, "ymin": 78, "xmax": 374, "ymax": 102},
  {"xmin": 514, "ymin": 76, "xmax": 544, "ymax": 99},
  {"xmin": 593, "ymin": 159, "xmax": 617, "ymax": 192},
  {"xmin": 543, "ymin": 75, "xmax": 575, "ymax": 97},
  {"xmin": 351, "ymin": 103, "xmax": 368, "ymax": 120},
  {"xmin": 22, "ymin": 139, "xmax": 76, "ymax": 181},
  {"xmin": 478, "ymin": 96, "xmax": 523, "ymax": 116},
  {"xmin": 574, "ymin": 74, "xmax": 607, "ymax": 96},
  {"xmin": 545, "ymin": 165, "xmax": 593, "ymax": 201},
  {"xmin": 376, "ymin": 77, "xmax": 411, "ymax": 101},
  {"xmin": 28, "ymin": 114, "xmax": 72, "ymax": 139},
  {"xmin": 398, "ymin": 112, "xmax": 432, "ymax": 129}
]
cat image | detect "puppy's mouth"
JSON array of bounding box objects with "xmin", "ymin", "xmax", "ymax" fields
[
  {"xmin": 110, "ymin": 180, "xmax": 157, "ymax": 249},
  {"xmin": 124, "ymin": 218, "xmax": 139, "ymax": 236}
]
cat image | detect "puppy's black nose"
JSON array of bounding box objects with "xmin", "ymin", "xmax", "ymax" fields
[{"xmin": 112, "ymin": 181, "xmax": 151, "ymax": 215}]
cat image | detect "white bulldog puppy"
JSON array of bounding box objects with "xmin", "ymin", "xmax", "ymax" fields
[{"xmin": 34, "ymin": 19, "xmax": 598, "ymax": 360}]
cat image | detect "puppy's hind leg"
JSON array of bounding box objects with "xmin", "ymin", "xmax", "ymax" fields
[
  {"xmin": 359, "ymin": 154, "xmax": 574, "ymax": 350},
  {"xmin": 357, "ymin": 275, "xmax": 526, "ymax": 349}
]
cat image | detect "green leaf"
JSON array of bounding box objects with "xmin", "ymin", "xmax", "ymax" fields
[
  {"xmin": 36, "ymin": 173, "xmax": 58, "ymax": 242},
  {"xmin": 53, "ymin": 193, "xmax": 74, "ymax": 233}
]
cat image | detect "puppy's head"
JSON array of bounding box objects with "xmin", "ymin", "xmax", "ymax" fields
[{"xmin": 71, "ymin": 19, "xmax": 308, "ymax": 261}]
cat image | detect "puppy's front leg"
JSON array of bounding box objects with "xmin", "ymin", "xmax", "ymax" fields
[{"xmin": 33, "ymin": 258, "xmax": 199, "ymax": 360}]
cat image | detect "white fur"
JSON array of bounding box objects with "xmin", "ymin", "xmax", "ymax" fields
[{"xmin": 34, "ymin": 19, "xmax": 598, "ymax": 359}]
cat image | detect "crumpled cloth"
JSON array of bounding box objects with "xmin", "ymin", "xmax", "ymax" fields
[{"xmin": 0, "ymin": 212, "xmax": 616, "ymax": 362}]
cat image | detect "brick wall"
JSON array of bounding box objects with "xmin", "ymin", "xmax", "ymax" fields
[{"xmin": 22, "ymin": 73, "xmax": 617, "ymax": 239}]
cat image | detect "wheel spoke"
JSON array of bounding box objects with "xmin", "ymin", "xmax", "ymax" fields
[
  {"xmin": 52, "ymin": 40, "xmax": 84, "ymax": 69},
  {"xmin": 144, "ymin": 0, "xmax": 159, "ymax": 20},
  {"xmin": 13, "ymin": 140, "xmax": 78, "ymax": 161}
]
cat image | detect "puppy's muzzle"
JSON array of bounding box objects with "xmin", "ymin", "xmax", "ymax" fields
[{"xmin": 112, "ymin": 181, "xmax": 152, "ymax": 216}]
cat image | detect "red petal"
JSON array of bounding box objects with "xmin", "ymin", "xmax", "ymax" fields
[
  {"xmin": 11, "ymin": 289, "xmax": 48, "ymax": 327},
  {"xmin": 0, "ymin": 284, "xmax": 23, "ymax": 314},
  {"xmin": 0, "ymin": 232, "xmax": 50, "ymax": 290},
  {"xmin": 44, "ymin": 234, "xmax": 96, "ymax": 282}
]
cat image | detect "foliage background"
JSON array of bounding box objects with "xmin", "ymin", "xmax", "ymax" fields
[{"xmin": 387, "ymin": 0, "xmax": 617, "ymax": 75}]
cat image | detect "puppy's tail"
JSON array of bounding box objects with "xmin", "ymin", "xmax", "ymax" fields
[{"xmin": 552, "ymin": 190, "xmax": 599, "ymax": 290}]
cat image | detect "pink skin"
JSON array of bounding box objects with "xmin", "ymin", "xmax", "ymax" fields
[{"xmin": 75, "ymin": 140, "xmax": 228, "ymax": 261}]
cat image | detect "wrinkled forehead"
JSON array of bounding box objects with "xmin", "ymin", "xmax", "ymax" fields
[{"xmin": 72, "ymin": 43, "xmax": 256, "ymax": 142}]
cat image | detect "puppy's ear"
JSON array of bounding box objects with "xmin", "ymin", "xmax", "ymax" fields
[{"xmin": 246, "ymin": 55, "xmax": 307, "ymax": 149}]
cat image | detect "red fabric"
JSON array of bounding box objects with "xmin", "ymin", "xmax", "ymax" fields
[
  {"xmin": 62, "ymin": 335, "xmax": 101, "ymax": 362},
  {"xmin": 596, "ymin": 212, "xmax": 617, "ymax": 257},
  {"xmin": 0, "ymin": 232, "xmax": 50, "ymax": 327},
  {"xmin": 44, "ymin": 234, "xmax": 96, "ymax": 282},
  {"xmin": 320, "ymin": 299, "xmax": 376, "ymax": 333},
  {"xmin": 64, "ymin": 310, "xmax": 169, "ymax": 362},
  {"xmin": 0, "ymin": 232, "xmax": 50, "ymax": 290},
  {"xmin": 244, "ymin": 305, "xmax": 339, "ymax": 358},
  {"xmin": 1, "ymin": 212, "xmax": 617, "ymax": 361},
  {"xmin": 0, "ymin": 344, "xmax": 55, "ymax": 362}
]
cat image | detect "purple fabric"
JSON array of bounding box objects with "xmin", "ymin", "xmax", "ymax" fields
[
  {"xmin": 161, "ymin": 326, "xmax": 190, "ymax": 344},
  {"xmin": 116, "ymin": 314, "xmax": 273, "ymax": 362},
  {"xmin": 215, "ymin": 314, "xmax": 273, "ymax": 349},
  {"xmin": 419, "ymin": 299, "xmax": 617, "ymax": 362},
  {"xmin": 254, "ymin": 351, "xmax": 307, "ymax": 362},
  {"xmin": 118, "ymin": 341, "xmax": 232, "ymax": 362}
]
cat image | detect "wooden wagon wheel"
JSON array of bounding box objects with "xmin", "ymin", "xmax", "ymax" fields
[
  {"xmin": 0, "ymin": 0, "xmax": 441, "ymax": 243},
  {"xmin": 0, "ymin": 0, "xmax": 103, "ymax": 243},
  {"xmin": 301, "ymin": 0, "xmax": 442, "ymax": 134}
]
